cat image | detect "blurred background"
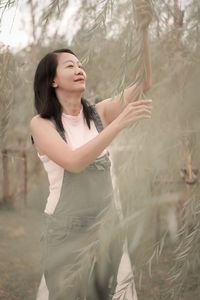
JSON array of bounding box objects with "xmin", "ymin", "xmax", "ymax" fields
[{"xmin": 0, "ymin": 0, "xmax": 200, "ymax": 299}]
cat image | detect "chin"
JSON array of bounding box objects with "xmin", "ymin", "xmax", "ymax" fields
[{"xmin": 78, "ymin": 85, "xmax": 86, "ymax": 93}]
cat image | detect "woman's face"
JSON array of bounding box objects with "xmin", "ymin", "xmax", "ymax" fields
[{"xmin": 53, "ymin": 52, "xmax": 86, "ymax": 93}]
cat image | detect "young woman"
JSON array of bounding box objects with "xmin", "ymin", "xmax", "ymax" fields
[{"xmin": 31, "ymin": 44, "xmax": 152, "ymax": 300}]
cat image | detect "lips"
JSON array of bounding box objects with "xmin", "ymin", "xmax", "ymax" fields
[{"xmin": 74, "ymin": 77, "xmax": 85, "ymax": 82}]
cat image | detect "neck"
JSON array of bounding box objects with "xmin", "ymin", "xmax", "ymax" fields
[{"xmin": 56, "ymin": 90, "xmax": 82, "ymax": 116}]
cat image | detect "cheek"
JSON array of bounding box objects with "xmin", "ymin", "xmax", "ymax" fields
[{"xmin": 56, "ymin": 69, "xmax": 72, "ymax": 84}]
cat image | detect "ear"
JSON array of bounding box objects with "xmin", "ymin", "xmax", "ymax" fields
[{"xmin": 52, "ymin": 80, "xmax": 58, "ymax": 88}]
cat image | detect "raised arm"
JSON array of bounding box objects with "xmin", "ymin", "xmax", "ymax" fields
[
  {"xmin": 96, "ymin": 28, "xmax": 152, "ymax": 127},
  {"xmin": 142, "ymin": 29, "xmax": 152, "ymax": 91},
  {"xmin": 30, "ymin": 101, "xmax": 152, "ymax": 173}
]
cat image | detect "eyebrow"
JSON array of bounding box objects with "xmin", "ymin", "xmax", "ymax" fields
[{"xmin": 63, "ymin": 60, "xmax": 82, "ymax": 65}]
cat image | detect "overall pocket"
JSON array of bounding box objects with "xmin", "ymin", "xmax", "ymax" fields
[{"xmin": 44, "ymin": 214, "xmax": 71, "ymax": 247}]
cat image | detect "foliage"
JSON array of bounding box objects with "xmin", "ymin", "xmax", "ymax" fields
[{"xmin": 0, "ymin": 0, "xmax": 200, "ymax": 299}]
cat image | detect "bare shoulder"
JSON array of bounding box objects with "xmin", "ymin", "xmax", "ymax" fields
[
  {"xmin": 30, "ymin": 115, "xmax": 55, "ymax": 130},
  {"xmin": 30, "ymin": 114, "xmax": 68, "ymax": 158}
]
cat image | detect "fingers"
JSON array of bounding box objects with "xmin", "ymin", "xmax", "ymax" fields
[
  {"xmin": 125, "ymin": 106, "xmax": 152, "ymax": 124},
  {"xmin": 119, "ymin": 100, "xmax": 153, "ymax": 130},
  {"xmin": 134, "ymin": 108, "xmax": 152, "ymax": 118},
  {"xmin": 125, "ymin": 101, "xmax": 153, "ymax": 114},
  {"xmin": 132, "ymin": 99, "xmax": 152, "ymax": 106},
  {"xmin": 127, "ymin": 106, "xmax": 151, "ymax": 117},
  {"xmin": 132, "ymin": 114, "xmax": 151, "ymax": 123},
  {"xmin": 125, "ymin": 101, "xmax": 152, "ymax": 114},
  {"xmin": 132, "ymin": 104, "xmax": 152, "ymax": 112}
]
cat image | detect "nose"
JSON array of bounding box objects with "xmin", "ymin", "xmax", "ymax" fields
[{"xmin": 75, "ymin": 66, "xmax": 84, "ymax": 75}]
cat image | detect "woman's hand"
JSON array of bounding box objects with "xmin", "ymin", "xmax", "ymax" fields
[
  {"xmin": 114, "ymin": 100, "xmax": 152, "ymax": 131},
  {"xmin": 135, "ymin": 0, "xmax": 153, "ymax": 30}
]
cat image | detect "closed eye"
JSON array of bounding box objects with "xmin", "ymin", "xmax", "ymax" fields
[{"xmin": 65, "ymin": 65, "xmax": 74, "ymax": 68}]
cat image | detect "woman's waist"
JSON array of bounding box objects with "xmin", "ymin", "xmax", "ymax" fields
[{"xmin": 44, "ymin": 212, "xmax": 102, "ymax": 233}]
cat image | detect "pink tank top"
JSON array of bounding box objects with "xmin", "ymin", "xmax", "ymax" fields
[{"xmin": 37, "ymin": 106, "xmax": 107, "ymax": 215}]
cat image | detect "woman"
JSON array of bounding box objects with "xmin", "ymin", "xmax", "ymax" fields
[{"xmin": 30, "ymin": 47, "xmax": 152, "ymax": 300}]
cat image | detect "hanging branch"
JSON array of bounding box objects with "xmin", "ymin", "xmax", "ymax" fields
[
  {"xmin": 36, "ymin": 0, "xmax": 69, "ymax": 43},
  {"xmin": 28, "ymin": 0, "xmax": 37, "ymax": 44},
  {"xmin": 167, "ymin": 194, "xmax": 200, "ymax": 299},
  {"xmin": 130, "ymin": 0, "xmax": 154, "ymax": 99},
  {"xmin": 77, "ymin": 0, "xmax": 114, "ymax": 66},
  {"xmin": 0, "ymin": 0, "xmax": 15, "ymax": 10},
  {"xmin": 0, "ymin": 47, "xmax": 14, "ymax": 148},
  {"xmin": 0, "ymin": 0, "xmax": 16, "ymax": 26},
  {"xmin": 110, "ymin": 0, "xmax": 154, "ymax": 104},
  {"xmin": 42, "ymin": 0, "xmax": 61, "ymax": 23}
]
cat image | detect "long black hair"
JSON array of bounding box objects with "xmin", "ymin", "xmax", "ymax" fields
[{"xmin": 32, "ymin": 48, "xmax": 94, "ymax": 143}]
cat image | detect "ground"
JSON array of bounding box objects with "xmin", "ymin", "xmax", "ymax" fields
[
  {"xmin": 0, "ymin": 206, "xmax": 42, "ymax": 300},
  {"xmin": 0, "ymin": 203, "xmax": 200, "ymax": 300}
]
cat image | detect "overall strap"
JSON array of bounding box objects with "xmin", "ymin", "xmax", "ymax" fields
[
  {"xmin": 91, "ymin": 105, "xmax": 104, "ymax": 133},
  {"xmin": 30, "ymin": 119, "xmax": 67, "ymax": 144}
]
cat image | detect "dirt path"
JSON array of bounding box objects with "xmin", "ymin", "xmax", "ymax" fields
[
  {"xmin": 1, "ymin": 205, "xmax": 200, "ymax": 300},
  {"xmin": 0, "ymin": 207, "xmax": 43, "ymax": 300}
]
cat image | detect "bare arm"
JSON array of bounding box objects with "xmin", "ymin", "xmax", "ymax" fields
[
  {"xmin": 142, "ymin": 29, "xmax": 152, "ymax": 91},
  {"xmin": 30, "ymin": 101, "xmax": 152, "ymax": 173}
]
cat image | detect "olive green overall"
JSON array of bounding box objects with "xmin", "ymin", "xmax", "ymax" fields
[{"xmin": 43, "ymin": 106, "xmax": 123, "ymax": 300}]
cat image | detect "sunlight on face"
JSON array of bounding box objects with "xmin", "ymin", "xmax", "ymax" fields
[{"xmin": 54, "ymin": 52, "xmax": 87, "ymax": 93}]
